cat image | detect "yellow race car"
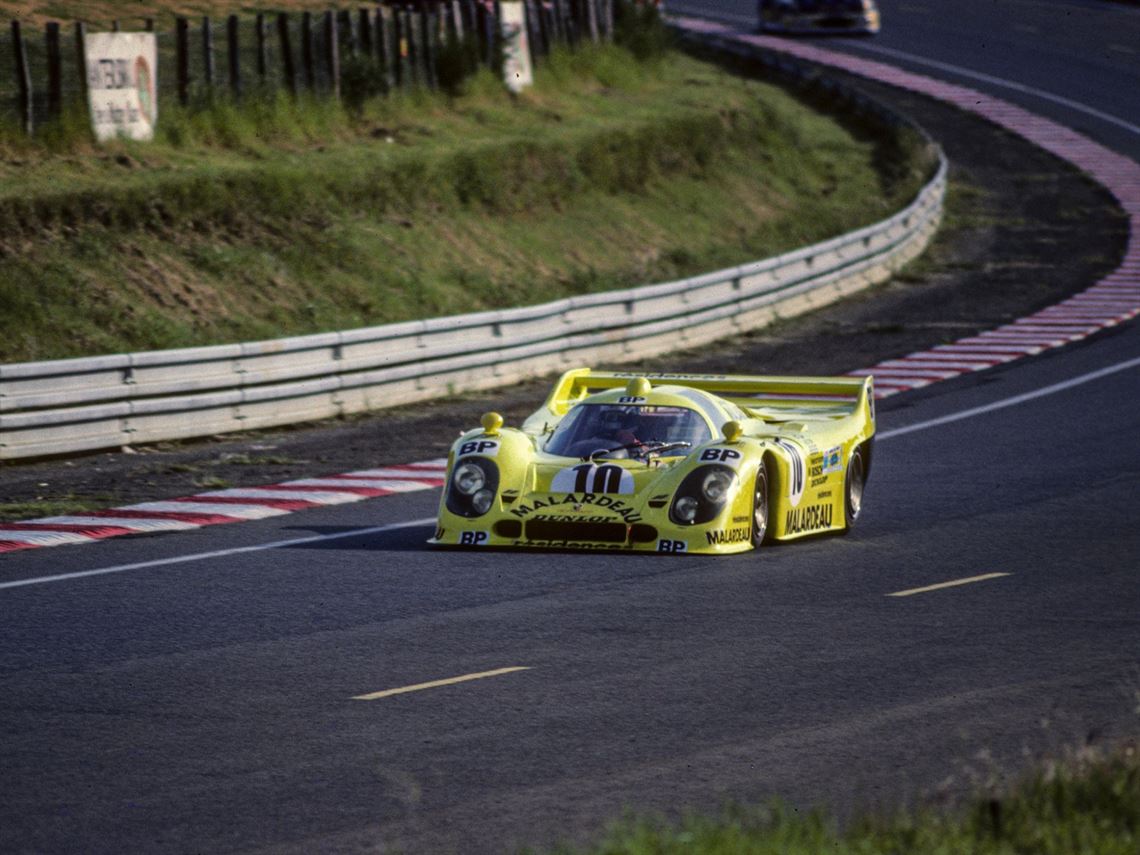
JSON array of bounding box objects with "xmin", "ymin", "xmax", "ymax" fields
[{"xmin": 429, "ymin": 369, "xmax": 875, "ymax": 554}]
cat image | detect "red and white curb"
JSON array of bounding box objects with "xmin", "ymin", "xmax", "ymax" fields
[
  {"xmin": 0, "ymin": 463, "xmax": 447, "ymax": 554},
  {"xmin": 3, "ymin": 28, "xmax": 1138, "ymax": 555}
]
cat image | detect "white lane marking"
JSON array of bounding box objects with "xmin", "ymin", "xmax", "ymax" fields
[
  {"xmin": 832, "ymin": 42, "xmax": 1140, "ymax": 138},
  {"xmin": 888, "ymin": 572, "xmax": 1011, "ymax": 597},
  {"xmin": 0, "ymin": 517, "xmax": 438, "ymax": 591},
  {"xmin": 352, "ymin": 667, "xmax": 532, "ymax": 701},
  {"xmin": 879, "ymin": 355, "xmax": 1140, "ymax": 441}
]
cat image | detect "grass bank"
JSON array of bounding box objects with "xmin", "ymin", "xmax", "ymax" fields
[
  {"xmin": 0, "ymin": 45, "xmax": 932, "ymax": 363},
  {"xmin": 547, "ymin": 741, "xmax": 1140, "ymax": 854}
]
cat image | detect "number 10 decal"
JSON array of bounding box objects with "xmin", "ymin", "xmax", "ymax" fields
[{"xmin": 551, "ymin": 463, "xmax": 635, "ymax": 494}]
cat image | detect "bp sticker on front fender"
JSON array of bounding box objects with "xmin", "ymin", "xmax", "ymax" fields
[{"xmin": 698, "ymin": 447, "xmax": 744, "ymax": 468}]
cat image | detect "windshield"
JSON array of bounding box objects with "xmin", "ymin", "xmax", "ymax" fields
[{"xmin": 545, "ymin": 404, "xmax": 713, "ymax": 458}]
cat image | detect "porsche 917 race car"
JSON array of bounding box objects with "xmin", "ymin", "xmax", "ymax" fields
[
  {"xmin": 758, "ymin": 0, "xmax": 881, "ymax": 35},
  {"xmin": 429, "ymin": 369, "xmax": 875, "ymax": 554}
]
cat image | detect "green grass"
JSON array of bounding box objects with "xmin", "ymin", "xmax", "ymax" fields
[
  {"xmin": 0, "ymin": 45, "xmax": 932, "ymax": 363},
  {"xmin": 543, "ymin": 741, "xmax": 1140, "ymax": 854}
]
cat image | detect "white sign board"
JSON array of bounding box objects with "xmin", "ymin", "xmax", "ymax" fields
[
  {"xmin": 84, "ymin": 32, "xmax": 158, "ymax": 142},
  {"xmin": 499, "ymin": 1, "xmax": 533, "ymax": 93}
]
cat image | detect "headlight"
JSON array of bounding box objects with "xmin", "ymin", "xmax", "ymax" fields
[
  {"xmin": 445, "ymin": 456, "xmax": 500, "ymax": 518},
  {"xmin": 472, "ymin": 489, "xmax": 495, "ymax": 515},
  {"xmin": 670, "ymin": 464, "xmax": 737, "ymax": 525},
  {"xmin": 674, "ymin": 496, "xmax": 699, "ymax": 523},
  {"xmin": 701, "ymin": 469, "xmax": 732, "ymax": 503},
  {"xmin": 454, "ymin": 462, "xmax": 485, "ymax": 496}
]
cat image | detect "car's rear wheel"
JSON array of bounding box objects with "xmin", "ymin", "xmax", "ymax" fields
[
  {"xmin": 751, "ymin": 461, "xmax": 770, "ymax": 547},
  {"xmin": 844, "ymin": 445, "xmax": 866, "ymax": 531}
]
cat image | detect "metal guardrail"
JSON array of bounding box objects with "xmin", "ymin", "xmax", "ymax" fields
[{"xmin": 0, "ymin": 40, "xmax": 948, "ymax": 461}]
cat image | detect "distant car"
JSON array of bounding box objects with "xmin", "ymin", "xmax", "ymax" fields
[
  {"xmin": 429, "ymin": 368, "xmax": 876, "ymax": 554},
  {"xmin": 758, "ymin": 0, "xmax": 881, "ymax": 35}
]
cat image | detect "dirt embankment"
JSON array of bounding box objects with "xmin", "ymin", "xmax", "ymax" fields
[{"xmin": 0, "ymin": 69, "xmax": 1128, "ymax": 519}]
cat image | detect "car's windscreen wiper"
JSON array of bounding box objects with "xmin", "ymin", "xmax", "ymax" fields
[{"xmin": 587, "ymin": 440, "xmax": 691, "ymax": 461}]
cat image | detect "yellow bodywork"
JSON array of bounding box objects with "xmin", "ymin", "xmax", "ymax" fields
[{"xmin": 429, "ymin": 368, "xmax": 876, "ymax": 554}]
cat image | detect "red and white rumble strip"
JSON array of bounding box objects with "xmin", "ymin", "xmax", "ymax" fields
[
  {"xmin": 0, "ymin": 463, "xmax": 447, "ymax": 554},
  {"xmin": 2, "ymin": 27, "xmax": 1137, "ymax": 554}
]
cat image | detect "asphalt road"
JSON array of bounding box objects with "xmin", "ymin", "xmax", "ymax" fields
[
  {"xmin": 671, "ymin": 0, "xmax": 1140, "ymax": 161},
  {"xmin": 3, "ymin": 3, "xmax": 1140, "ymax": 853}
]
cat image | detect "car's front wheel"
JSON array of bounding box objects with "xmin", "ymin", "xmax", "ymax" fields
[{"xmin": 751, "ymin": 461, "xmax": 771, "ymax": 547}]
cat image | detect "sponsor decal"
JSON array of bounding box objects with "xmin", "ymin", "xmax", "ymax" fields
[
  {"xmin": 617, "ymin": 396, "xmax": 647, "ymax": 404},
  {"xmin": 822, "ymin": 446, "xmax": 843, "ymax": 474},
  {"xmin": 658, "ymin": 539, "xmax": 688, "ymax": 553},
  {"xmin": 733, "ymin": 515, "xmax": 749, "ymax": 524},
  {"xmin": 513, "ymin": 540, "xmax": 635, "ymax": 550},
  {"xmin": 510, "ymin": 493, "xmax": 643, "ymax": 524},
  {"xmin": 773, "ymin": 438, "xmax": 806, "ymax": 508},
  {"xmin": 699, "ymin": 447, "xmax": 743, "ymax": 468},
  {"xmin": 551, "ymin": 463, "xmax": 635, "ymax": 495},
  {"xmin": 458, "ymin": 439, "xmax": 500, "ymax": 458},
  {"xmin": 784, "ymin": 504, "xmax": 833, "ymax": 535},
  {"xmin": 817, "ymin": 490, "xmax": 832, "ymax": 499},
  {"xmin": 706, "ymin": 527, "xmax": 750, "ymax": 545},
  {"xmin": 459, "ymin": 531, "xmax": 490, "ymax": 545}
]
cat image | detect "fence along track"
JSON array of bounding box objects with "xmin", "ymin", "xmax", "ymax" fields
[{"xmin": 0, "ymin": 38, "xmax": 947, "ymax": 461}]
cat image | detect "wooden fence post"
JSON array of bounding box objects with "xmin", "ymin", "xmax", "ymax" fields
[
  {"xmin": 421, "ymin": 3, "xmax": 438, "ymax": 90},
  {"xmin": 339, "ymin": 9, "xmax": 357, "ymax": 56},
  {"xmin": 203, "ymin": 16, "xmax": 215, "ymax": 90},
  {"xmin": 45, "ymin": 22, "xmax": 63, "ymax": 121},
  {"xmin": 176, "ymin": 17, "xmax": 190, "ymax": 105},
  {"xmin": 227, "ymin": 14, "xmax": 241, "ymax": 99},
  {"xmin": 278, "ymin": 13, "xmax": 297, "ymax": 97},
  {"xmin": 255, "ymin": 13, "xmax": 268, "ymax": 83},
  {"xmin": 301, "ymin": 12, "xmax": 316, "ymax": 90},
  {"xmin": 377, "ymin": 5, "xmax": 395, "ymax": 92},
  {"xmin": 585, "ymin": 0, "xmax": 599, "ymax": 43},
  {"xmin": 324, "ymin": 10, "xmax": 340, "ymax": 99},
  {"xmin": 358, "ymin": 8, "xmax": 373, "ymax": 58},
  {"xmin": 74, "ymin": 22, "xmax": 89, "ymax": 105},
  {"xmin": 11, "ymin": 21, "xmax": 33, "ymax": 136}
]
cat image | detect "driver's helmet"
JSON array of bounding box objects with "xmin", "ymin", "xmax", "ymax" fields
[{"xmin": 600, "ymin": 406, "xmax": 638, "ymax": 436}]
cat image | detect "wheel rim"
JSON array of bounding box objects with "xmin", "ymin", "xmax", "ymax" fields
[
  {"xmin": 847, "ymin": 450, "xmax": 865, "ymax": 521},
  {"xmin": 752, "ymin": 466, "xmax": 768, "ymax": 546}
]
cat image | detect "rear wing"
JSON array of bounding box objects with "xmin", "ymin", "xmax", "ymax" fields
[{"xmin": 539, "ymin": 368, "xmax": 874, "ymax": 422}]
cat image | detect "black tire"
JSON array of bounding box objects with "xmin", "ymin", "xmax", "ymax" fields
[
  {"xmin": 844, "ymin": 445, "xmax": 866, "ymax": 531},
  {"xmin": 751, "ymin": 461, "xmax": 771, "ymax": 547}
]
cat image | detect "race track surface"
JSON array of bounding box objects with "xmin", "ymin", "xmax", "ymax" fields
[{"xmin": 3, "ymin": 2, "xmax": 1139, "ymax": 852}]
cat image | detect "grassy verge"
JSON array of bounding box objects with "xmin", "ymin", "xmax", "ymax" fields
[
  {"xmin": 1, "ymin": 45, "xmax": 932, "ymax": 363},
  {"xmin": 546, "ymin": 741, "xmax": 1139, "ymax": 854}
]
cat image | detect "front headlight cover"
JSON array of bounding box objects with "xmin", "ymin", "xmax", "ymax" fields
[
  {"xmin": 670, "ymin": 464, "xmax": 737, "ymax": 525},
  {"xmin": 446, "ymin": 456, "xmax": 500, "ymax": 517}
]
